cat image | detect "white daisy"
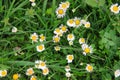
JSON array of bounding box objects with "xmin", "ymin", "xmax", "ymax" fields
[
  {"xmin": 54, "ymin": 46, "xmax": 61, "ymax": 51},
  {"xmin": 114, "ymin": 69, "xmax": 120, "ymax": 78},
  {"xmin": 54, "ymin": 28, "xmax": 63, "ymax": 36},
  {"xmin": 39, "ymin": 34, "xmax": 46, "ymax": 42},
  {"xmin": 53, "ymin": 35, "xmax": 60, "ymax": 43},
  {"xmin": 67, "ymin": 33, "xmax": 75, "ymax": 41},
  {"xmin": 66, "ymin": 55, "xmax": 74, "ymax": 63},
  {"xmin": 86, "ymin": 64, "xmax": 93, "ymax": 72},
  {"xmin": 65, "ymin": 72, "xmax": 71, "ymax": 77},
  {"xmin": 69, "ymin": 41, "xmax": 73, "ymax": 46},
  {"xmin": 65, "ymin": 65, "xmax": 71, "ymax": 72},
  {"xmin": 84, "ymin": 21, "xmax": 90, "ymax": 28},
  {"xmin": 12, "ymin": 27, "xmax": 17, "ymax": 33},
  {"xmin": 82, "ymin": 44, "xmax": 92, "ymax": 55},
  {"xmin": 36, "ymin": 44, "xmax": 45, "ymax": 52},
  {"xmin": 110, "ymin": 3, "xmax": 120, "ymax": 14},
  {"xmin": 79, "ymin": 38, "xmax": 85, "ymax": 44},
  {"xmin": 30, "ymin": 33, "xmax": 38, "ymax": 42},
  {"xmin": 29, "ymin": 0, "xmax": 35, "ymax": 3},
  {"xmin": 35, "ymin": 60, "xmax": 46, "ymax": 69},
  {"xmin": 26, "ymin": 68, "xmax": 34, "ymax": 76},
  {"xmin": 30, "ymin": 75, "xmax": 37, "ymax": 80},
  {"xmin": 42, "ymin": 67, "xmax": 49, "ymax": 76},
  {"xmin": 0, "ymin": 70, "xmax": 7, "ymax": 77},
  {"xmin": 56, "ymin": 7, "xmax": 66, "ymax": 18},
  {"xmin": 31, "ymin": 2, "xmax": 36, "ymax": 7},
  {"xmin": 74, "ymin": 17, "xmax": 82, "ymax": 27},
  {"xmin": 59, "ymin": 24, "xmax": 68, "ymax": 33},
  {"xmin": 59, "ymin": 1, "xmax": 70, "ymax": 10},
  {"xmin": 67, "ymin": 19, "xmax": 75, "ymax": 27}
]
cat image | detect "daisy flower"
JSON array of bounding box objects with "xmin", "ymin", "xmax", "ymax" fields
[
  {"xmin": 67, "ymin": 33, "xmax": 75, "ymax": 41},
  {"xmin": 26, "ymin": 68, "xmax": 34, "ymax": 76},
  {"xmin": 67, "ymin": 19, "xmax": 75, "ymax": 27},
  {"xmin": 81, "ymin": 19, "xmax": 86, "ymax": 24},
  {"xmin": 42, "ymin": 67, "xmax": 49, "ymax": 76},
  {"xmin": 0, "ymin": 70, "xmax": 7, "ymax": 77},
  {"xmin": 13, "ymin": 73, "xmax": 20, "ymax": 80},
  {"xmin": 30, "ymin": 33, "xmax": 38, "ymax": 42},
  {"xmin": 65, "ymin": 65, "xmax": 71, "ymax": 72},
  {"xmin": 30, "ymin": 75, "xmax": 37, "ymax": 80},
  {"xmin": 66, "ymin": 55, "xmax": 74, "ymax": 63},
  {"xmin": 31, "ymin": 2, "xmax": 36, "ymax": 7},
  {"xmin": 29, "ymin": 0, "xmax": 35, "ymax": 3},
  {"xmin": 68, "ymin": 41, "xmax": 73, "ymax": 46},
  {"xmin": 59, "ymin": 24, "xmax": 68, "ymax": 33},
  {"xmin": 56, "ymin": 7, "xmax": 66, "ymax": 18},
  {"xmin": 54, "ymin": 28, "xmax": 62, "ymax": 36},
  {"xmin": 36, "ymin": 44, "xmax": 45, "ymax": 52},
  {"xmin": 54, "ymin": 46, "xmax": 61, "ymax": 51},
  {"xmin": 110, "ymin": 3, "xmax": 120, "ymax": 14},
  {"xmin": 12, "ymin": 27, "xmax": 17, "ymax": 33},
  {"xmin": 39, "ymin": 34, "xmax": 46, "ymax": 42},
  {"xmin": 59, "ymin": 1, "xmax": 70, "ymax": 10},
  {"xmin": 65, "ymin": 72, "xmax": 71, "ymax": 78},
  {"xmin": 114, "ymin": 69, "xmax": 120, "ymax": 78},
  {"xmin": 84, "ymin": 21, "xmax": 91, "ymax": 28},
  {"xmin": 35, "ymin": 60, "xmax": 46, "ymax": 69},
  {"xmin": 86, "ymin": 64, "xmax": 93, "ymax": 72},
  {"xmin": 82, "ymin": 44, "xmax": 92, "ymax": 55},
  {"xmin": 74, "ymin": 17, "xmax": 82, "ymax": 27},
  {"xmin": 79, "ymin": 38, "xmax": 85, "ymax": 44},
  {"xmin": 53, "ymin": 35, "xmax": 60, "ymax": 43}
]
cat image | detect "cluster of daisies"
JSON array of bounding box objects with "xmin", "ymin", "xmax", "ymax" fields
[
  {"xmin": 53, "ymin": 24, "xmax": 68, "ymax": 51},
  {"xmin": 35, "ymin": 60, "xmax": 49, "ymax": 76},
  {"xmin": 29, "ymin": 0, "xmax": 36, "ymax": 7},
  {"xmin": 67, "ymin": 17, "xmax": 91, "ymax": 28},
  {"xmin": 79, "ymin": 38, "xmax": 93, "ymax": 56},
  {"xmin": 2, "ymin": 1, "xmax": 120, "ymax": 80},
  {"xmin": 56, "ymin": 1, "xmax": 70, "ymax": 18},
  {"xmin": 110, "ymin": 3, "xmax": 120, "ymax": 14},
  {"xmin": 30, "ymin": 33, "xmax": 46, "ymax": 52}
]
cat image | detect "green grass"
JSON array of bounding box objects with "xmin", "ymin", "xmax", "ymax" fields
[{"xmin": 0, "ymin": 0, "xmax": 120, "ymax": 80}]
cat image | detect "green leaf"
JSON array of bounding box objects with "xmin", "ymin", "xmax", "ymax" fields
[
  {"xmin": 86, "ymin": 0, "xmax": 105, "ymax": 7},
  {"xmin": 6, "ymin": 61, "xmax": 34, "ymax": 66}
]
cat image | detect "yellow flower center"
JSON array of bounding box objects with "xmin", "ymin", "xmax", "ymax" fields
[
  {"xmin": 32, "ymin": 36, "xmax": 37, "ymax": 41},
  {"xmin": 13, "ymin": 74, "xmax": 19, "ymax": 80},
  {"xmin": 68, "ymin": 19, "xmax": 74, "ymax": 24},
  {"xmin": 40, "ymin": 35, "xmax": 45, "ymax": 40},
  {"xmin": 113, "ymin": 6, "xmax": 119, "ymax": 11},
  {"xmin": 43, "ymin": 68, "xmax": 48, "ymax": 74},
  {"xmin": 61, "ymin": 3, "xmax": 67, "ymax": 9},
  {"xmin": 55, "ymin": 46, "xmax": 60, "ymax": 51},
  {"xmin": 85, "ymin": 23, "xmax": 90, "ymax": 28},
  {"xmin": 87, "ymin": 65, "xmax": 93, "ymax": 71},
  {"xmin": 28, "ymin": 69, "xmax": 33, "ymax": 75},
  {"xmin": 56, "ymin": 29, "xmax": 60, "ymax": 33},
  {"xmin": 58, "ymin": 9, "xmax": 64, "ymax": 15},
  {"xmin": 1, "ymin": 71, "xmax": 7, "ymax": 76},
  {"xmin": 68, "ymin": 34, "xmax": 73, "ymax": 39},
  {"xmin": 68, "ymin": 55, "xmax": 73, "ymax": 60},
  {"xmin": 54, "ymin": 37, "xmax": 60, "ymax": 42},
  {"xmin": 75, "ymin": 19, "xmax": 80, "ymax": 25},
  {"xmin": 65, "ymin": 1, "xmax": 70, "ymax": 6},
  {"xmin": 80, "ymin": 38, "xmax": 85, "ymax": 43},
  {"xmin": 61, "ymin": 26, "xmax": 66, "ymax": 31},
  {"xmin": 38, "ymin": 45, "xmax": 44, "ymax": 50},
  {"xmin": 31, "ymin": 76, "xmax": 36, "ymax": 80},
  {"xmin": 84, "ymin": 48, "xmax": 90, "ymax": 53},
  {"xmin": 40, "ymin": 62, "xmax": 46, "ymax": 67}
]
